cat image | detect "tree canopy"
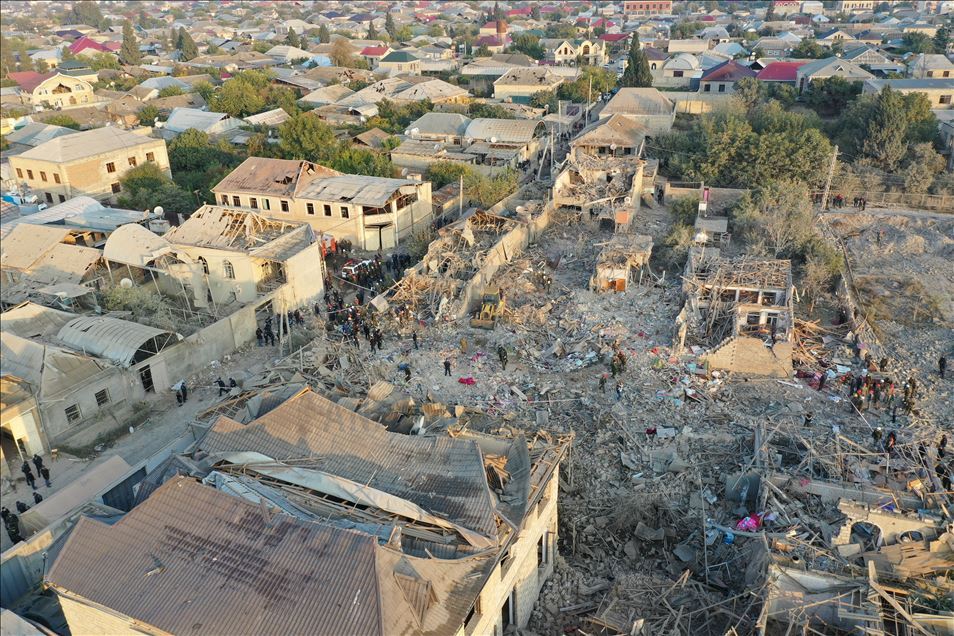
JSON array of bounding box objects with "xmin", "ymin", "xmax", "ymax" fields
[
  {"xmin": 558, "ymin": 66, "xmax": 618, "ymax": 103},
  {"xmin": 510, "ymin": 34, "xmax": 545, "ymax": 60},
  {"xmin": 118, "ymin": 163, "xmax": 195, "ymax": 218},
  {"xmin": 120, "ymin": 20, "xmax": 141, "ymax": 66},
  {"xmin": 620, "ymin": 32, "xmax": 652, "ymax": 88}
]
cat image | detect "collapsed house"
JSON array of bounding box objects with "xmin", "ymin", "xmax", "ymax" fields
[
  {"xmin": 675, "ymin": 250, "xmax": 794, "ymax": 377},
  {"xmin": 590, "ymin": 233, "xmax": 653, "ymax": 293},
  {"xmin": 552, "ymin": 154, "xmax": 645, "ymax": 228},
  {"xmin": 44, "ymin": 388, "xmax": 571, "ymax": 636}
]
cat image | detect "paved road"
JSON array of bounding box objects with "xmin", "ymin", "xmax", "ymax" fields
[{"xmin": 821, "ymin": 206, "xmax": 954, "ymax": 221}]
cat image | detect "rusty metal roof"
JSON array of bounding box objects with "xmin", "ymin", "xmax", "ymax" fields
[
  {"xmin": 46, "ymin": 477, "xmax": 384, "ymax": 636},
  {"xmin": 200, "ymin": 389, "xmax": 500, "ymax": 541}
]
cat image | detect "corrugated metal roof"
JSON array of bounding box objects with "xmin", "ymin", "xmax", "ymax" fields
[
  {"xmin": 0, "ymin": 302, "xmax": 77, "ymax": 339},
  {"xmin": 57, "ymin": 316, "xmax": 176, "ymax": 367},
  {"xmin": 464, "ymin": 118, "xmax": 544, "ymax": 144},
  {"xmin": 164, "ymin": 107, "xmax": 232, "ymax": 133},
  {"xmin": 46, "ymin": 477, "xmax": 384, "ymax": 636},
  {"xmin": 243, "ymin": 108, "xmax": 290, "ymax": 127},
  {"xmin": 602, "ymin": 88, "xmax": 675, "ymax": 118},
  {"xmin": 407, "ymin": 112, "xmax": 471, "ymax": 137},
  {"xmin": 26, "ymin": 243, "xmax": 101, "ymax": 284},
  {"xmin": 0, "ymin": 331, "xmax": 113, "ymax": 400},
  {"xmin": 212, "ymin": 157, "xmax": 340, "ymax": 197},
  {"xmin": 298, "ymin": 175, "xmax": 420, "ymax": 208},
  {"xmin": 16, "ymin": 127, "xmax": 157, "ymax": 163},
  {"xmin": 200, "ymin": 389, "xmax": 500, "ymax": 541},
  {"xmin": 0, "ymin": 224, "xmax": 74, "ymax": 271}
]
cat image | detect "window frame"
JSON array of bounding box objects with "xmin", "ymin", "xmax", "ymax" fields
[
  {"xmin": 65, "ymin": 404, "xmax": 82, "ymax": 423},
  {"xmin": 111, "ymin": 182, "xmax": 122, "ymax": 193},
  {"xmin": 95, "ymin": 389, "xmax": 110, "ymax": 407},
  {"xmin": 106, "ymin": 162, "xmax": 116, "ymax": 173}
]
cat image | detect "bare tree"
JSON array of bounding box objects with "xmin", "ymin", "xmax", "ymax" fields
[{"xmin": 330, "ymin": 39, "xmax": 355, "ymax": 68}]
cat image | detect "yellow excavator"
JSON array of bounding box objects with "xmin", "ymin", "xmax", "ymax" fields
[{"xmin": 470, "ymin": 288, "xmax": 505, "ymax": 329}]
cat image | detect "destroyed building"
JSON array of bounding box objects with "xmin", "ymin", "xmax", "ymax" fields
[
  {"xmin": 675, "ymin": 251, "xmax": 795, "ymax": 377},
  {"xmin": 44, "ymin": 388, "xmax": 571, "ymax": 636},
  {"xmin": 590, "ymin": 233, "xmax": 653, "ymax": 293}
]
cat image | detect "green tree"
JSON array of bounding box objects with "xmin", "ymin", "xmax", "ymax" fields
[
  {"xmin": 385, "ymin": 13, "xmax": 397, "ymax": 40},
  {"xmin": 531, "ymin": 5, "xmax": 541, "ymax": 20},
  {"xmin": 510, "ymin": 33, "xmax": 545, "ymax": 59},
  {"xmin": 530, "ymin": 89, "xmax": 557, "ymax": 111},
  {"xmin": 901, "ymin": 142, "xmax": 944, "ymax": 193},
  {"xmin": 119, "ymin": 162, "xmax": 171, "ymax": 193},
  {"xmin": 120, "ymin": 20, "xmax": 141, "ymax": 66},
  {"xmin": 168, "ymin": 129, "xmax": 241, "ymax": 202},
  {"xmin": 493, "ymin": 1, "xmax": 505, "ymax": 22},
  {"xmin": 425, "ymin": 162, "xmax": 472, "ymax": 189},
  {"xmin": 330, "ymin": 38, "xmax": 355, "ymax": 67},
  {"xmin": 467, "ymin": 102, "xmax": 516, "ymax": 119},
  {"xmin": 137, "ymin": 104, "xmax": 160, "ymax": 124},
  {"xmin": 286, "ymin": 27, "xmax": 300, "ymax": 48},
  {"xmin": 734, "ymin": 76, "xmax": 766, "ymax": 110},
  {"xmin": 933, "ymin": 26, "xmax": 950, "ymax": 53},
  {"xmin": 178, "ymin": 27, "xmax": 198, "ymax": 61},
  {"xmin": 558, "ymin": 66, "xmax": 618, "ymax": 103},
  {"xmin": 0, "ymin": 36, "xmax": 16, "ymax": 76},
  {"xmin": 861, "ymin": 87, "xmax": 909, "ymax": 172},
  {"xmin": 804, "ymin": 76, "xmax": 862, "ymax": 116},
  {"xmin": 278, "ymin": 112, "xmax": 338, "ymax": 161},
  {"xmin": 43, "ymin": 114, "xmax": 82, "ymax": 129},
  {"xmin": 67, "ymin": 0, "xmax": 109, "ymax": 30},
  {"xmin": 117, "ymin": 163, "xmax": 196, "ymax": 217},
  {"xmin": 158, "ymin": 85, "xmax": 184, "ymax": 98},
  {"xmin": 901, "ymin": 32, "xmax": 935, "ymax": 54},
  {"xmin": 670, "ymin": 20, "xmax": 705, "ymax": 39},
  {"xmin": 395, "ymin": 25, "xmax": 413, "ymax": 42},
  {"xmin": 427, "ymin": 24, "xmax": 444, "ymax": 37},
  {"xmin": 620, "ymin": 32, "xmax": 652, "ymax": 88},
  {"xmin": 792, "ymin": 38, "xmax": 825, "ymax": 58},
  {"xmin": 367, "ymin": 22, "xmax": 379, "ymax": 40},
  {"xmin": 318, "ymin": 24, "xmax": 331, "ymax": 44},
  {"xmin": 328, "ymin": 145, "xmax": 394, "ymax": 177},
  {"xmin": 193, "ymin": 80, "xmax": 215, "ymax": 103}
]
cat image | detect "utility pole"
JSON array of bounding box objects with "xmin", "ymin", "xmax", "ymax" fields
[
  {"xmin": 584, "ymin": 73, "xmax": 593, "ymax": 125},
  {"xmin": 458, "ymin": 173, "xmax": 463, "ymax": 219},
  {"xmin": 820, "ymin": 144, "xmax": 838, "ymax": 212}
]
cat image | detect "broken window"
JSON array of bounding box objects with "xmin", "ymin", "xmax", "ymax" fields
[
  {"xmin": 250, "ymin": 197, "xmax": 258, "ymax": 209},
  {"xmin": 280, "ymin": 200, "xmax": 290, "ymax": 212},
  {"xmin": 746, "ymin": 313, "xmax": 761, "ymax": 326},
  {"xmin": 761, "ymin": 291, "xmax": 778, "ymax": 305},
  {"xmin": 128, "ymin": 156, "xmax": 137, "ymax": 167},
  {"xmin": 146, "ymin": 152, "xmax": 155, "ymax": 162},
  {"xmin": 341, "ymin": 205, "xmax": 350, "ymax": 219},
  {"xmin": 221, "ymin": 195, "xmax": 229, "ymax": 205},
  {"xmin": 223, "ymin": 260, "xmax": 235, "ymax": 279},
  {"xmin": 738, "ymin": 290, "xmax": 758, "ymax": 304},
  {"xmin": 323, "ymin": 204, "xmax": 332, "ymax": 217},
  {"xmin": 111, "ymin": 182, "xmax": 121, "ymax": 193},
  {"xmin": 95, "ymin": 389, "xmax": 110, "ymax": 407},
  {"xmin": 306, "ymin": 203, "xmax": 315, "ymax": 215},
  {"xmin": 232, "ymin": 196, "xmax": 241, "ymax": 206}
]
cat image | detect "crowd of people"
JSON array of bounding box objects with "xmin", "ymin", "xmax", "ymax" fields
[{"xmin": 3, "ymin": 453, "xmax": 53, "ymax": 544}]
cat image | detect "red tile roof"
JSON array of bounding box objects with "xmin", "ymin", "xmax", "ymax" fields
[
  {"xmin": 600, "ymin": 33, "xmax": 631, "ymax": 42},
  {"xmin": 756, "ymin": 61, "xmax": 808, "ymax": 82},
  {"xmin": 360, "ymin": 46, "xmax": 390, "ymax": 56},
  {"xmin": 700, "ymin": 60, "xmax": 757, "ymax": 82},
  {"xmin": 69, "ymin": 36, "xmax": 114, "ymax": 54},
  {"xmin": 7, "ymin": 71, "xmax": 55, "ymax": 93},
  {"xmin": 507, "ymin": 7, "xmax": 531, "ymax": 16}
]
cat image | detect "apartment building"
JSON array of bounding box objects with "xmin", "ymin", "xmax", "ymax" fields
[
  {"xmin": 623, "ymin": 0, "xmax": 673, "ymax": 15},
  {"xmin": 7, "ymin": 128, "xmax": 170, "ymax": 205},
  {"xmin": 212, "ymin": 157, "xmax": 433, "ymax": 250}
]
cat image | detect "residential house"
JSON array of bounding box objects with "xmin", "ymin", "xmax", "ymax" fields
[
  {"xmin": 770, "ymin": 1, "xmax": 802, "ymax": 16},
  {"xmin": 907, "ymin": 53, "xmax": 954, "ymax": 79},
  {"xmin": 599, "ymin": 87, "xmax": 676, "ymax": 135},
  {"xmin": 462, "ymin": 118, "xmax": 546, "ymax": 163},
  {"xmin": 570, "ymin": 114, "xmax": 648, "ymax": 159},
  {"xmin": 405, "ymin": 112, "xmax": 472, "ymax": 143},
  {"xmin": 0, "ymin": 195, "xmax": 157, "ymax": 240},
  {"xmin": 493, "ymin": 67, "xmax": 563, "ymax": 104},
  {"xmin": 68, "ymin": 36, "xmax": 120, "ymax": 58},
  {"xmin": 816, "ymin": 28, "xmax": 855, "ymax": 43},
  {"xmin": 377, "ymin": 50, "xmax": 422, "ymax": 76},
  {"xmin": 755, "ymin": 61, "xmax": 808, "ymax": 84},
  {"xmin": 654, "ymin": 53, "xmax": 702, "ymax": 87},
  {"xmin": 45, "ymin": 388, "xmax": 569, "ymax": 636},
  {"xmin": 795, "ymin": 56, "xmax": 874, "ymax": 92},
  {"xmin": 753, "ymin": 37, "xmax": 796, "ymax": 57},
  {"xmin": 359, "ymin": 45, "xmax": 392, "ymax": 69},
  {"xmin": 8, "ymin": 128, "xmax": 170, "ymax": 205},
  {"xmin": 623, "ymin": 0, "xmax": 674, "ymax": 15},
  {"xmin": 298, "ymin": 84, "xmax": 356, "ymax": 107},
  {"xmin": 29, "ymin": 48, "xmax": 63, "ymax": 68},
  {"xmin": 699, "ymin": 59, "xmax": 757, "ymax": 94},
  {"xmin": 841, "ymin": 46, "xmax": 892, "ymax": 67},
  {"xmin": 540, "ymin": 39, "xmax": 608, "ymax": 66},
  {"xmin": 862, "ymin": 79, "xmax": 954, "ymax": 108},
  {"xmin": 6, "ymin": 72, "xmax": 96, "ymax": 110},
  {"xmin": 667, "ymin": 39, "xmax": 710, "ymax": 54},
  {"xmin": 352, "ymin": 128, "xmax": 392, "ymax": 149},
  {"xmin": 211, "ymin": 157, "xmax": 433, "ymax": 250},
  {"xmin": 835, "ymin": 0, "xmax": 876, "ymax": 11},
  {"xmin": 159, "ymin": 107, "xmax": 243, "ymax": 140},
  {"xmin": 264, "ymin": 45, "xmax": 314, "ymax": 64}
]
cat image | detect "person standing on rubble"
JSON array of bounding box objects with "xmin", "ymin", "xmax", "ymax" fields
[
  {"xmin": 599, "ymin": 373, "xmax": 607, "ymax": 393},
  {"xmin": 940, "ymin": 355, "xmax": 947, "ymax": 380},
  {"xmin": 497, "ymin": 345, "xmax": 508, "ymax": 371},
  {"xmin": 615, "ymin": 380, "xmax": 623, "ymax": 401},
  {"xmin": 412, "ymin": 332, "xmax": 418, "ymax": 350},
  {"xmin": 872, "ymin": 428, "xmax": 883, "ymax": 450},
  {"xmin": 444, "ymin": 359, "xmax": 452, "ymax": 376}
]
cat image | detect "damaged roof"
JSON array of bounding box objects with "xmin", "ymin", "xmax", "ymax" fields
[
  {"xmin": 464, "ymin": 118, "xmax": 545, "ymax": 144},
  {"xmin": 162, "ymin": 206, "xmax": 316, "ymax": 257},
  {"xmin": 57, "ymin": 316, "xmax": 178, "ymax": 367},
  {"xmin": 0, "ymin": 224, "xmax": 78, "ymax": 271},
  {"xmin": 212, "ymin": 157, "xmax": 340, "ymax": 198},
  {"xmin": 572, "ymin": 113, "xmax": 649, "ymax": 150},
  {"xmin": 297, "ymin": 175, "xmax": 421, "ymax": 208},
  {"xmin": 199, "ymin": 388, "xmax": 500, "ymax": 541},
  {"xmin": 46, "ymin": 477, "xmax": 385, "ymax": 636}
]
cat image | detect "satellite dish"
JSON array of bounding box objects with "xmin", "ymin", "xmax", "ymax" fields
[
  {"xmin": 490, "ymin": 136, "xmax": 497, "ymax": 143},
  {"xmin": 412, "ymin": 127, "xmax": 419, "ymax": 136},
  {"xmin": 153, "ymin": 206, "xmax": 164, "ymax": 215},
  {"xmin": 694, "ymin": 231, "xmax": 708, "ymax": 243},
  {"xmin": 401, "ymin": 168, "xmax": 409, "ymax": 176},
  {"xmin": 623, "ymin": 196, "xmax": 631, "ymax": 204},
  {"xmin": 404, "ymin": 129, "xmax": 410, "ymax": 135},
  {"xmin": 120, "ymin": 278, "xmax": 134, "ymax": 288},
  {"xmin": 155, "ymin": 121, "xmax": 164, "ymax": 128},
  {"xmin": 433, "ymin": 143, "xmax": 440, "ymax": 150},
  {"xmin": 610, "ymin": 143, "xmax": 617, "ymax": 150}
]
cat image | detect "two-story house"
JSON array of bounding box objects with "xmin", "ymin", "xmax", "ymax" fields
[
  {"xmin": 212, "ymin": 157, "xmax": 433, "ymax": 251},
  {"xmin": 8, "ymin": 128, "xmax": 171, "ymax": 205}
]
